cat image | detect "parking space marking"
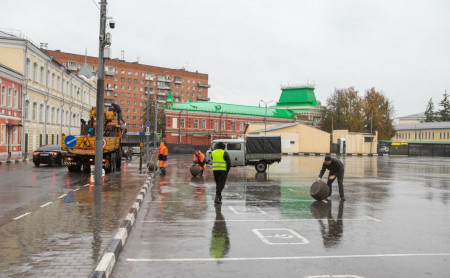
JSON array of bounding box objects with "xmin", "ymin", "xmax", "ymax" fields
[
  {"xmin": 40, "ymin": 202, "xmax": 52, "ymax": 208},
  {"xmin": 141, "ymin": 217, "xmax": 380, "ymax": 223},
  {"xmin": 229, "ymin": 206, "xmax": 267, "ymax": 215},
  {"xmin": 253, "ymin": 228, "xmax": 309, "ymax": 245},
  {"xmin": 13, "ymin": 213, "xmax": 31, "ymax": 220},
  {"xmin": 126, "ymin": 252, "xmax": 450, "ymax": 262}
]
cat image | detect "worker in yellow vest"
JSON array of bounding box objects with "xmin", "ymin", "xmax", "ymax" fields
[{"xmin": 211, "ymin": 142, "xmax": 231, "ymax": 204}]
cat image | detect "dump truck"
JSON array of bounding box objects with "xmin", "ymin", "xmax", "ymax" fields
[
  {"xmin": 61, "ymin": 107, "xmax": 123, "ymax": 172},
  {"xmin": 205, "ymin": 135, "xmax": 282, "ymax": 172}
]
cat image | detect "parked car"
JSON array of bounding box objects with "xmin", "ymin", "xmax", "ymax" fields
[
  {"xmin": 121, "ymin": 146, "xmax": 133, "ymax": 160},
  {"xmin": 33, "ymin": 145, "xmax": 67, "ymax": 167},
  {"xmin": 379, "ymin": 146, "xmax": 389, "ymax": 153}
]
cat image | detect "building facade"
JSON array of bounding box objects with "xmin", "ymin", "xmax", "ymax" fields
[
  {"xmin": 164, "ymin": 86, "xmax": 325, "ymax": 148},
  {"xmin": 0, "ymin": 31, "xmax": 96, "ymax": 158},
  {"xmin": 0, "ymin": 63, "xmax": 23, "ymax": 161},
  {"xmin": 45, "ymin": 50, "xmax": 210, "ymax": 133}
]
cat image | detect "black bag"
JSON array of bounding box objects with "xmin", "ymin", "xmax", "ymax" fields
[{"xmin": 198, "ymin": 160, "xmax": 205, "ymax": 166}]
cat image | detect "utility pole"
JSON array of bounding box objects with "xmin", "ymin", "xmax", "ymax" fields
[
  {"xmin": 260, "ymin": 100, "xmax": 273, "ymax": 135},
  {"xmin": 94, "ymin": 0, "xmax": 107, "ymax": 185},
  {"xmin": 370, "ymin": 109, "xmax": 373, "ymax": 154},
  {"xmin": 145, "ymin": 76, "xmax": 151, "ymax": 161}
]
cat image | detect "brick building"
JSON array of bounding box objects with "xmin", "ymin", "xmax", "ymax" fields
[
  {"xmin": 164, "ymin": 85, "xmax": 325, "ymax": 149},
  {"xmin": 45, "ymin": 50, "xmax": 210, "ymax": 133},
  {"xmin": 0, "ymin": 63, "xmax": 23, "ymax": 161}
]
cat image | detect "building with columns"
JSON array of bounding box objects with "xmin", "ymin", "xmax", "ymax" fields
[
  {"xmin": 164, "ymin": 85, "xmax": 325, "ymax": 149},
  {"xmin": 0, "ymin": 30, "xmax": 96, "ymax": 158}
]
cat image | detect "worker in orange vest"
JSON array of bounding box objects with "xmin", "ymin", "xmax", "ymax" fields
[
  {"xmin": 193, "ymin": 150, "xmax": 206, "ymax": 176},
  {"xmin": 158, "ymin": 142, "xmax": 168, "ymax": 175}
]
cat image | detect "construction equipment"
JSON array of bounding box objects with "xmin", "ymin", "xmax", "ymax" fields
[{"xmin": 61, "ymin": 106, "xmax": 124, "ymax": 173}]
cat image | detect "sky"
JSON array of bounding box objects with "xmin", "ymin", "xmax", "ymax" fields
[{"xmin": 2, "ymin": 0, "xmax": 450, "ymax": 118}]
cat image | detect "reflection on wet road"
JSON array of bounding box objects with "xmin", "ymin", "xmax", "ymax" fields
[
  {"xmin": 112, "ymin": 154, "xmax": 450, "ymax": 278},
  {"xmin": 0, "ymin": 159, "xmax": 148, "ymax": 277}
]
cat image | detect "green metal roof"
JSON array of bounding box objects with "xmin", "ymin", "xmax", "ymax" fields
[
  {"xmin": 166, "ymin": 93, "xmax": 295, "ymax": 119},
  {"xmin": 276, "ymin": 86, "xmax": 318, "ymax": 107}
]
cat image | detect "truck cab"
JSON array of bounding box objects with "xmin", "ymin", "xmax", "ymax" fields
[{"xmin": 206, "ymin": 139, "xmax": 245, "ymax": 166}]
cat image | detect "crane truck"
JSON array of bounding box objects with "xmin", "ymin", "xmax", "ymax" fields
[{"xmin": 61, "ymin": 107, "xmax": 123, "ymax": 172}]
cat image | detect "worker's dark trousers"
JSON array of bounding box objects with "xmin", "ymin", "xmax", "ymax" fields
[
  {"xmin": 327, "ymin": 170, "xmax": 345, "ymax": 198},
  {"xmin": 213, "ymin": 170, "xmax": 228, "ymax": 197}
]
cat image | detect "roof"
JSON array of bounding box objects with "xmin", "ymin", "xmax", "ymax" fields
[
  {"xmin": 167, "ymin": 96, "xmax": 295, "ymax": 119},
  {"xmin": 276, "ymin": 86, "xmax": 319, "ymax": 107},
  {"xmin": 397, "ymin": 112, "xmax": 425, "ymax": 119},
  {"xmin": 394, "ymin": 122, "xmax": 450, "ymax": 131},
  {"xmin": 248, "ymin": 122, "xmax": 300, "ymax": 133}
]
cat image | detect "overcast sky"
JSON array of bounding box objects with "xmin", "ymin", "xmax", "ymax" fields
[{"xmin": 2, "ymin": 0, "xmax": 450, "ymax": 118}]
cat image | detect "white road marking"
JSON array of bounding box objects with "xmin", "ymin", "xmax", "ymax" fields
[
  {"xmin": 306, "ymin": 276, "xmax": 365, "ymax": 278},
  {"xmin": 13, "ymin": 213, "xmax": 31, "ymax": 220},
  {"xmin": 141, "ymin": 217, "xmax": 378, "ymax": 223},
  {"xmin": 229, "ymin": 206, "xmax": 267, "ymax": 215},
  {"xmin": 58, "ymin": 194, "xmax": 67, "ymax": 198},
  {"xmin": 40, "ymin": 202, "xmax": 53, "ymax": 208},
  {"xmin": 365, "ymin": 216, "xmax": 382, "ymax": 222},
  {"xmin": 253, "ymin": 228, "xmax": 309, "ymax": 245},
  {"xmin": 126, "ymin": 252, "xmax": 450, "ymax": 262},
  {"xmin": 83, "ymin": 183, "xmax": 90, "ymax": 187},
  {"xmin": 72, "ymin": 188, "xmax": 80, "ymax": 192}
]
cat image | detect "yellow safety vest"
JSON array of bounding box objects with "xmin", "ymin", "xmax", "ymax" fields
[{"xmin": 212, "ymin": 149, "xmax": 227, "ymax": 171}]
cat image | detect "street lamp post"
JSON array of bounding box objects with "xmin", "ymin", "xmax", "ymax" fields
[
  {"xmin": 145, "ymin": 76, "xmax": 152, "ymax": 161},
  {"xmin": 94, "ymin": 0, "xmax": 114, "ymax": 185},
  {"xmin": 260, "ymin": 100, "xmax": 273, "ymax": 135}
]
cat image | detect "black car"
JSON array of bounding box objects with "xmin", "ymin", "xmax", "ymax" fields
[
  {"xmin": 33, "ymin": 145, "xmax": 67, "ymax": 167},
  {"xmin": 121, "ymin": 146, "xmax": 132, "ymax": 160}
]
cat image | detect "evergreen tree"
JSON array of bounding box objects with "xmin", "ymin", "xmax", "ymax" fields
[
  {"xmin": 438, "ymin": 91, "xmax": 450, "ymax": 122},
  {"xmin": 424, "ymin": 98, "xmax": 435, "ymax": 122}
]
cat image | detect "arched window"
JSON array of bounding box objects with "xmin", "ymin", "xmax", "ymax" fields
[
  {"xmin": 52, "ymin": 73, "xmax": 56, "ymax": 89},
  {"xmin": 32, "ymin": 102, "xmax": 37, "ymax": 121},
  {"xmin": 39, "ymin": 104, "xmax": 44, "ymax": 122},
  {"xmin": 72, "ymin": 113, "xmax": 76, "ymax": 127},
  {"xmin": 57, "ymin": 108, "xmax": 60, "ymax": 124},
  {"xmin": 24, "ymin": 100, "xmax": 30, "ymax": 120},
  {"xmin": 66, "ymin": 111, "xmax": 69, "ymax": 126},
  {"xmin": 46, "ymin": 105, "xmax": 50, "ymax": 123},
  {"xmin": 51, "ymin": 107, "xmax": 55, "ymax": 124},
  {"xmin": 40, "ymin": 66, "xmax": 45, "ymax": 84},
  {"xmin": 14, "ymin": 89, "xmax": 18, "ymax": 108},
  {"xmin": 33, "ymin": 62, "xmax": 38, "ymax": 82},
  {"xmin": 57, "ymin": 76, "xmax": 61, "ymax": 91},
  {"xmin": 26, "ymin": 58, "xmax": 31, "ymax": 79}
]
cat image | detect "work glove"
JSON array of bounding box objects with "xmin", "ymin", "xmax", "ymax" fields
[
  {"xmin": 316, "ymin": 177, "xmax": 321, "ymax": 181},
  {"xmin": 328, "ymin": 175, "xmax": 336, "ymax": 180}
]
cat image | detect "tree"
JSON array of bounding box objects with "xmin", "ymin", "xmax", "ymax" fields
[
  {"xmin": 362, "ymin": 88, "xmax": 395, "ymax": 140},
  {"xmin": 438, "ymin": 91, "xmax": 450, "ymax": 122},
  {"xmin": 424, "ymin": 98, "xmax": 436, "ymax": 122},
  {"xmin": 323, "ymin": 87, "xmax": 364, "ymax": 133}
]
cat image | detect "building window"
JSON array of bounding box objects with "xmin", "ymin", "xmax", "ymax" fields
[
  {"xmin": 240, "ymin": 122, "xmax": 244, "ymax": 131},
  {"xmin": 39, "ymin": 104, "xmax": 44, "ymax": 122},
  {"xmin": 221, "ymin": 121, "xmax": 225, "ymax": 131},
  {"xmin": 1, "ymin": 125, "xmax": 5, "ymax": 144},
  {"xmin": 194, "ymin": 119, "xmax": 199, "ymax": 129},
  {"xmin": 8, "ymin": 88, "xmax": 12, "ymax": 107},
  {"xmin": 180, "ymin": 118, "xmax": 185, "ymax": 128},
  {"xmin": 202, "ymin": 119, "xmax": 206, "ymax": 129},
  {"xmin": 32, "ymin": 102, "xmax": 37, "ymax": 121},
  {"xmin": 33, "ymin": 62, "xmax": 38, "ymax": 82},
  {"xmin": 231, "ymin": 120, "xmax": 236, "ymax": 131},
  {"xmin": 214, "ymin": 120, "xmax": 218, "ymax": 131},
  {"xmin": 14, "ymin": 89, "xmax": 19, "ymax": 109},
  {"xmin": 1, "ymin": 85, "xmax": 5, "ymax": 106},
  {"xmin": 24, "ymin": 100, "xmax": 30, "ymax": 120}
]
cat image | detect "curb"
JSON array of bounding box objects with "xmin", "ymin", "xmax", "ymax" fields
[{"xmin": 89, "ymin": 175, "xmax": 153, "ymax": 278}]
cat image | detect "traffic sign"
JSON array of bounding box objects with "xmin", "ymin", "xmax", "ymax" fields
[
  {"xmin": 64, "ymin": 135, "xmax": 77, "ymax": 148},
  {"xmin": 145, "ymin": 121, "xmax": 151, "ymax": 127}
]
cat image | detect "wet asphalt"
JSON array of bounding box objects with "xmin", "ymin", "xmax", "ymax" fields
[
  {"xmin": 111, "ymin": 154, "xmax": 450, "ymax": 278},
  {"xmin": 0, "ymin": 157, "xmax": 148, "ymax": 277}
]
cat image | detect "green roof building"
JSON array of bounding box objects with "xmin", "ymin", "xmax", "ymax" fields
[{"xmin": 164, "ymin": 85, "xmax": 325, "ymax": 146}]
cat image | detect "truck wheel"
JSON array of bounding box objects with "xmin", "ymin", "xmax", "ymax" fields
[{"xmin": 255, "ymin": 161, "xmax": 267, "ymax": 173}]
